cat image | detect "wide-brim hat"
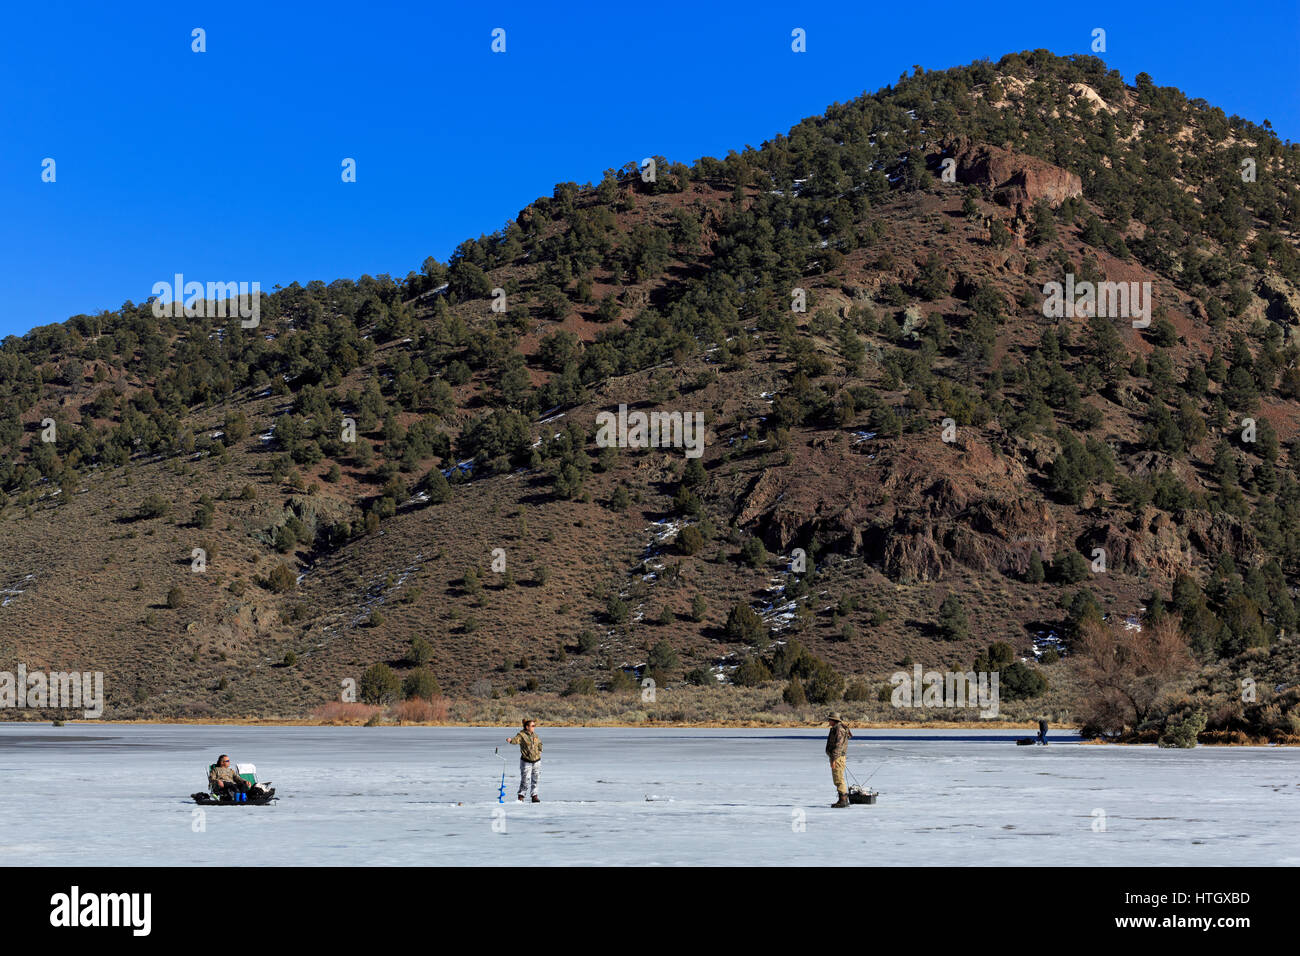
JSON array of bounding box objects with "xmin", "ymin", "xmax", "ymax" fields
[{"xmin": 825, "ymin": 712, "xmax": 844, "ymax": 724}]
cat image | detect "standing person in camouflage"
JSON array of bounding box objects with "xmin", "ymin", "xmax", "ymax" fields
[
  {"xmin": 507, "ymin": 719, "xmax": 542, "ymax": 802},
  {"xmin": 825, "ymin": 713, "xmax": 852, "ymax": 808}
]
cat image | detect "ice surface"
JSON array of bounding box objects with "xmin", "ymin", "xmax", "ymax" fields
[{"xmin": 0, "ymin": 725, "xmax": 1296, "ymax": 866}]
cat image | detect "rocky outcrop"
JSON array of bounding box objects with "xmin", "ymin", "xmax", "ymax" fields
[
  {"xmin": 733, "ymin": 424, "xmax": 1268, "ymax": 588},
  {"xmin": 1075, "ymin": 508, "xmax": 1254, "ymax": 583},
  {"xmin": 883, "ymin": 516, "xmax": 945, "ymax": 582},
  {"xmin": 1184, "ymin": 511, "xmax": 1260, "ymax": 566},
  {"xmin": 735, "ymin": 435, "xmax": 1057, "ymax": 583},
  {"xmin": 947, "ymin": 139, "xmax": 1082, "ymax": 210},
  {"xmin": 1258, "ymin": 272, "xmax": 1300, "ymax": 336}
]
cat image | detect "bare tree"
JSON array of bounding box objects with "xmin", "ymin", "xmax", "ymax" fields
[{"xmin": 1074, "ymin": 617, "xmax": 1196, "ymax": 735}]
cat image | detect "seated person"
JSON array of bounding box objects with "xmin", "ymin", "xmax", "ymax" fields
[{"xmin": 208, "ymin": 754, "xmax": 252, "ymax": 794}]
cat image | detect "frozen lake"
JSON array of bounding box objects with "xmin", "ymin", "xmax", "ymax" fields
[{"xmin": 1, "ymin": 724, "xmax": 1296, "ymax": 866}]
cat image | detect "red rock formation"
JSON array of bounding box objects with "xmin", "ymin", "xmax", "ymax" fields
[
  {"xmin": 949, "ymin": 139, "xmax": 1082, "ymax": 210},
  {"xmin": 735, "ymin": 435, "xmax": 1058, "ymax": 583}
]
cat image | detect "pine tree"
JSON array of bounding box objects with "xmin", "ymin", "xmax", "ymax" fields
[{"xmin": 938, "ymin": 594, "xmax": 970, "ymax": 641}]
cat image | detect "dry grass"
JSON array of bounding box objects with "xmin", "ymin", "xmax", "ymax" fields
[
  {"xmin": 390, "ymin": 696, "xmax": 451, "ymax": 723},
  {"xmin": 309, "ymin": 701, "xmax": 382, "ymax": 724}
]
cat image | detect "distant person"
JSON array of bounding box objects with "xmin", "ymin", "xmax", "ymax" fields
[
  {"xmin": 208, "ymin": 754, "xmax": 252, "ymax": 794},
  {"xmin": 825, "ymin": 712, "xmax": 852, "ymax": 808},
  {"xmin": 1037, "ymin": 718, "xmax": 1049, "ymax": 745},
  {"xmin": 507, "ymin": 719, "xmax": 542, "ymax": 802}
]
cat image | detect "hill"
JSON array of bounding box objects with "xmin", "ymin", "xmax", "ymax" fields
[{"xmin": 2, "ymin": 50, "xmax": 1299, "ymax": 736}]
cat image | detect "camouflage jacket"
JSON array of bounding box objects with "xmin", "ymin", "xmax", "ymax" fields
[
  {"xmin": 209, "ymin": 764, "xmax": 242, "ymax": 788},
  {"xmin": 825, "ymin": 723, "xmax": 852, "ymax": 758},
  {"xmin": 508, "ymin": 730, "xmax": 542, "ymax": 762}
]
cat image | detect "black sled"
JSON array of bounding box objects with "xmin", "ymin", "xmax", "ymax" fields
[
  {"xmin": 847, "ymin": 786, "xmax": 878, "ymax": 805},
  {"xmin": 192, "ymin": 786, "xmax": 276, "ymax": 806}
]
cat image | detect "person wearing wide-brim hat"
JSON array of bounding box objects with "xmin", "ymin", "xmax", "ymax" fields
[{"xmin": 824, "ymin": 712, "xmax": 853, "ymax": 808}]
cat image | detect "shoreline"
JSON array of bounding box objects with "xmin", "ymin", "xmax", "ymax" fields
[
  {"xmin": 4, "ymin": 717, "xmax": 1061, "ymax": 729},
  {"xmin": 3, "ymin": 718, "xmax": 1291, "ymax": 744}
]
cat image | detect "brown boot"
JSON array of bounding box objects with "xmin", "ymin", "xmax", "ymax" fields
[
  {"xmin": 531, "ymin": 795, "xmax": 540, "ymax": 803},
  {"xmin": 517, "ymin": 795, "xmax": 525, "ymax": 802},
  {"xmin": 832, "ymin": 792, "xmax": 849, "ymax": 808}
]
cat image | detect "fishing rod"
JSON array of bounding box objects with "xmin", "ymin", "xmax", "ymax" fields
[
  {"xmin": 853, "ymin": 746, "xmax": 907, "ymax": 788},
  {"xmin": 859, "ymin": 758, "xmax": 890, "ymax": 786}
]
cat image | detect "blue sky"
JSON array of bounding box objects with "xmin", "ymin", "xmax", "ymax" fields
[{"xmin": 2, "ymin": 1, "xmax": 1297, "ymax": 339}]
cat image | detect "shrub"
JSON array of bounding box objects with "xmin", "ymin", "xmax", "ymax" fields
[
  {"xmin": 938, "ymin": 593, "xmax": 969, "ymax": 641},
  {"xmin": 843, "ymin": 680, "xmax": 872, "ymax": 702},
  {"xmin": 725, "ymin": 603, "xmax": 766, "ymax": 645},
  {"xmin": 648, "ymin": 639, "xmax": 678, "ymax": 674},
  {"xmin": 166, "ymin": 586, "xmax": 186, "ymax": 609},
  {"xmin": 282, "ymin": 652, "xmax": 297, "ymax": 667},
  {"xmin": 422, "ymin": 468, "xmax": 451, "ymax": 504},
  {"xmin": 606, "ymin": 669, "xmax": 635, "ymax": 693},
  {"xmin": 805, "ymin": 660, "xmax": 844, "ymax": 704},
  {"xmin": 1055, "ymin": 551, "xmax": 1090, "ymax": 584},
  {"xmin": 407, "ymin": 636, "xmax": 434, "ymax": 666},
  {"xmin": 684, "ymin": 667, "xmax": 713, "ymax": 686},
  {"xmin": 767, "ymin": 637, "xmax": 811, "ymax": 680},
  {"xmin": 402, "ymin": 667, "xmax": 441, "ymax": 700},
  {"xmin": 563, "ymin": 676, "xmax": 598, "ymax": 696},
  {"xmin": 390, "ymin": 696, "xmax": 450, "ymax": 723},
  {"xmin": 193, "ymin": 498, "xmax": 215, "ymax": 528},
  {"xmin": 740, "ymin": 537, "xmax": 769, "ymax": 568},
  {"xmin": 1158, "ymin": 710, "xmax": 1207, "ymax": 748},
  {"xmin": 137, "ymin": 494, "xmax": 170, "ymax": 519},
  {"xmin": 267, "ymin": 563, "xmax": 297, "ymax": 593},
  {"xmin": 576, "ymin": 630, "xmax": 599, "ymax": 654},
  {"xmin": 678, "ymin": 526, "xmax": 705, "ymax": 555},
  {"xmin": 732, "ymin": 656, "xmax": 772, "ymax": 686},
  {"xmin": 783, "ymin": 678, "xmax": 808, "ymax": 707},
  {"xmin": 606, "ymin": 595, "xmax": 629, "ymax": 624},
  {"xmin": 359, "ymin": 663, "xmax": 401, "ymax": 704},
  {"xmin": 672, "ymin": 487, "xmax": 702, "ymax": 517},
  {"xmin": 999, "ymin": 661, "xmax": 1048, "ymax": 700}
]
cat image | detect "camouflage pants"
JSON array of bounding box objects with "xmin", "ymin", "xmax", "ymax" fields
[
  {"xmin": 830, "ymin": 756, "xmax": 847, "ymax": 795},
  {"xmin": 518, "ymin": 759, "xmax": 540, "ymax": 798}
]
